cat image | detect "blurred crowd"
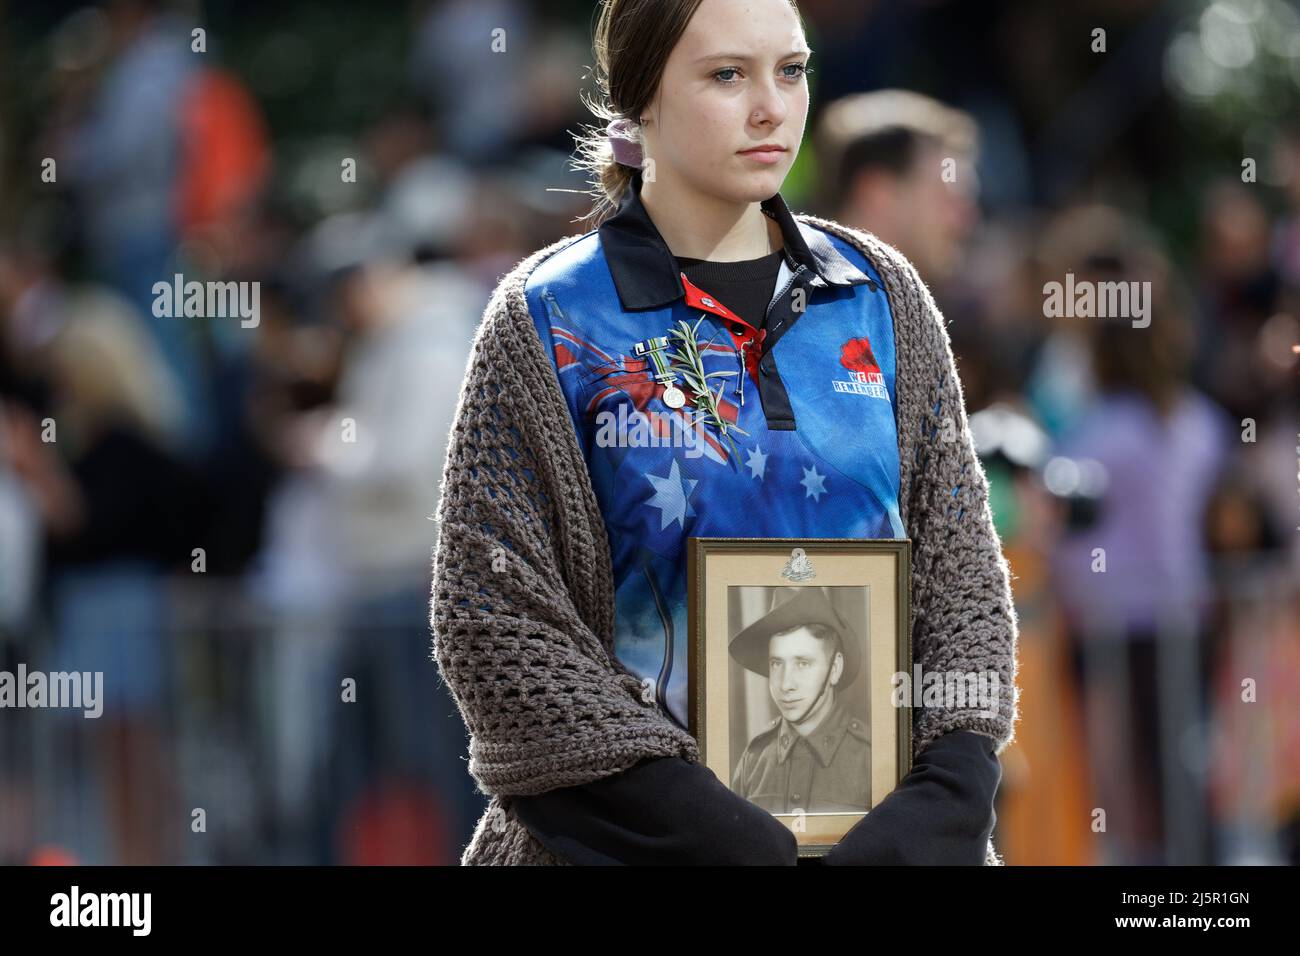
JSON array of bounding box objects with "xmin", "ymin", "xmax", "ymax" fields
[{"xmin": 0, "ymin": 0, "xmax": 1296, "ymax": 865}]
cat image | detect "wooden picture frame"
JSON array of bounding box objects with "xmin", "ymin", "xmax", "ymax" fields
[{"xmin": 686, "ymin": 537, "xmax": 912, "ymax": 858}]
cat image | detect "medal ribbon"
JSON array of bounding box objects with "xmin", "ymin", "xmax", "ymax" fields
[{"xmin": 634, "ymin": 336, "xmax": 679, "ymax": 388}]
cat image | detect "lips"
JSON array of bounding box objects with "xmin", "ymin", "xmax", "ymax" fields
[{"xmin": 738, "ymin": 145, "xmax": 787, "ymax": 166}]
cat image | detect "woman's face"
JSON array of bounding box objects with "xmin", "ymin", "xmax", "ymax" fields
[{"xmin": 641, "ymin": 0, "xmax": 811, "ymax": 206}]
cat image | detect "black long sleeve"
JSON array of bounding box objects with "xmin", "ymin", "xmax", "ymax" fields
[
  {"xmin": 819, "ymin": 730, "xmax": 1001, "ymax": 865},
  {"xmin": 511, "ymin": 754, "xmax": 799, "ymax": 865}
]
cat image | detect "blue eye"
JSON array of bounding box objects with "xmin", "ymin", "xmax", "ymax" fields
[{"xmin": 713, "ymin": 63, "xmax": 811, "ymax": 85}]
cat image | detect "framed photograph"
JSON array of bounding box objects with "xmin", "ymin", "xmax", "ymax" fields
[{"xmin": 686, "ymin": 537, "xmax": 912, "ymax": 858}]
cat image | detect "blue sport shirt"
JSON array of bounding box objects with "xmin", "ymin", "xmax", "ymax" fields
[{"xmin": 524, "ymin": 169, "xmax": 904, "ymax": 730}]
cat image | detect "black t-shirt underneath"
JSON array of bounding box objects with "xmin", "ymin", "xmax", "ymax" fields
[{"xmin": 674, "ymin": 248, "xmax": 785, "ymax": 332}]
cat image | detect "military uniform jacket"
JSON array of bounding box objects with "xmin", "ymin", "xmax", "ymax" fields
[{"xmin": 731, "ymin": 694, "xmax": 872, "ymax": 814}]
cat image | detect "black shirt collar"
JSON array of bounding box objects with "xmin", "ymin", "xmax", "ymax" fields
[{"xmin": 597, "ymin": 167, "xmax": 872, "ymax": 310}]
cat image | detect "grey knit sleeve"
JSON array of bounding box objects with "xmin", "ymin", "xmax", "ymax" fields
[{"xmin": 429, "ymin": 252, "xmax": 702, "ymax": 799}]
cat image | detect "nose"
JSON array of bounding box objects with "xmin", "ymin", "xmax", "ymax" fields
[
  {"xmin": 748, "ymin": 77, "xmax": 788, "ymax": 128},
  {"xmin": 779, "ymin": 665, "xmax": 798, "ymax": 694}
]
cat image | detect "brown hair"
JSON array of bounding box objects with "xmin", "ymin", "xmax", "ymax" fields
[
  {"xmin": 574, "ymin": 0, "xmax": 802, "ymax": 228},
  {"xmin": 812, "ymin": 90, "xmax": 978, "ymax": 215},
  {"xmin": 1037, "ymin": 205, "xmax": 1195, "ymax": 422},
  {"xmin": 1089, "ymin": 278, "xmax": 1196, "ymax": 421}
]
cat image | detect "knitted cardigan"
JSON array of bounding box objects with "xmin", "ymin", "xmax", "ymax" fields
[{"xmin": 430, "ymin": 215, "xmax": 1021, "ymax": 866}]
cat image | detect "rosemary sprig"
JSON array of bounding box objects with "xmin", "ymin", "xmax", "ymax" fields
[{"xmin": 665, "ymin": 316, "xmax": 748, "ymax": 464}]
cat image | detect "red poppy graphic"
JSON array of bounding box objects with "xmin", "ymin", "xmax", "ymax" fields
[{"xmin": 839, "ymin": 336, "xmax": 880, "ymax": 375}]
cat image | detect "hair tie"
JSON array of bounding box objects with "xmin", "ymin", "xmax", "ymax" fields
[{"xmin": 606, "ymin": 117, "xmax": 644, "ymax": 168}]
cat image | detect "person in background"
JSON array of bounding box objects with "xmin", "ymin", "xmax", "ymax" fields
[
  {"xmin": 1048, "ymin": 241, "xmax": 1234, "ymax": 865},
  {"xmin": 274, "ymin": 161, "xmax": 490, "ymax": 863},
  {"xmin": 812, "ymin": 89, "xmax": 979, "ymax": 285},
  {"xmin": 3, "ymin": 286, "xmax": 209, "ymax": 864}
]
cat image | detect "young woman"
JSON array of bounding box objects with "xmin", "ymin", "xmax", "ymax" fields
[{"xmin": 430, "ymin": 0, "xmax": 1018, "ymax": 865}]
